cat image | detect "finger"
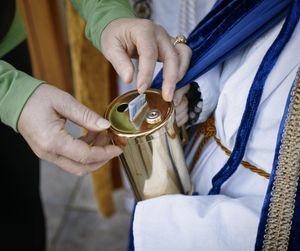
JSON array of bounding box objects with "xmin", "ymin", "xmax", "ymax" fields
[
  {"xmin": 105, "ymin": 43, "xmax": 135, "ymax": 84},
  {"xmin": 175, "ymin": 105, "xmax": 188, "ymax": 121},
  {"xmin": 174, "ymin": 44, "xmax": 192, "ymax": 82},
  {"xmin": 175, "ymin": 100, "xmax": 188, "ymax": 117},
  {"xmin": 175, "ymin": 97, "xmax": 188, "ymax": 126},
  {"xmin": 176, "ymin": 105, "xmax": 188, "ymax": 121},
  {"xmin": 80, "ymin": 131, "xmax": 111, "ymax": 146},
  {"xmin": 79, "ymin": 131, "xmax": 99, "ymax": 144},
  {"xmin": 53, "ymin": 93, "xmax": 111, "ymax": 131},
  {"xmin": 54, "ymin": 131, "xmax": 122, "ymax": 164},
  {"xmin": 50, "ymin": 154, "xmax": 111, "ymax": 176},
  {"xmin": 173, "ymin": 85, "xmax": 190, "ymax": 106},
  {"xmin": 135, "ymin": 33, "xmax": 158, "ymax": 93},
  {"xmin": 157, "ymin": 32, "xmax": 180, "ymax": 101},
  {"xmin": 176, "ymin": 108, "xmax": 189, "ymax": 127},
  {"xmin": 176, "ymin": 114, "xmax": 189, "ymax": 127}
]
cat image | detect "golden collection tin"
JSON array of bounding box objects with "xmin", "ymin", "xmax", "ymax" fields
[{"xmin": 105, "ymin": 89, "xmax": 192, "ymax": 201}]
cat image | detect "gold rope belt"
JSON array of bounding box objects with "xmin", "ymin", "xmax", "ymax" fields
[{"xmin": 190, "ymin": 117, "xmax": 270, "ymax": 179}]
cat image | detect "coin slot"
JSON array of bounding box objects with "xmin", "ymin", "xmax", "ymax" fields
[{"xmin": 117, "ymin": 103, "xmax": 128, "ymax": 112}]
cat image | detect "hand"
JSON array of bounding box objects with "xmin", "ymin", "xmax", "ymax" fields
[
  {"xmin": 173, "ymin": 85, "xmax": 190, "ymax": 127},
  {"xmin": 18, "ymin": 84, "xmax": 122, "ymax": 176},
  {"xmin": 101, "ymin": 18, "xmax": 192, "ymax": 102}
]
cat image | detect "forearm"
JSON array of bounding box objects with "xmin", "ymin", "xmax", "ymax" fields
[
  {"xmin": 71, "ymin": 0, "xmax": 135, "ymax": 50},
  {"xmin": 0, "ymin": 60, "xmax": 43, "ymax": 131}
]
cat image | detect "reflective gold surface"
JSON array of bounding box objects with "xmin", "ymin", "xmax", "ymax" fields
[{"xmin": 105, "ymin": 89, "xmax": 192, "ymax": 201}]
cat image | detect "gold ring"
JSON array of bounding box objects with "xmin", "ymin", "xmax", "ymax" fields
[{"xmin": 173, "ymin": 34, "xmax": 187, "ymax": 46}]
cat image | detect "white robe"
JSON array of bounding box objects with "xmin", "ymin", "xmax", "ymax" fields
[{"xmin": 132, "ymin": 1, "xmax": 300, "ymax": 250}]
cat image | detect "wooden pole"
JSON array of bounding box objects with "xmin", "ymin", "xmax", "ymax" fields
[{"xmin": 17, "ymin": 0, "xmax": 72, "ymax": 93}]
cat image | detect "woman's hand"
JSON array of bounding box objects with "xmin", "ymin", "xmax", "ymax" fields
[{"xmin": 18, "ymin": 84, "xmax": 122, "ymax": 176}]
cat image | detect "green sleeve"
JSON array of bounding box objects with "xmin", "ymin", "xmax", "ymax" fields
[
  {"xmin": 0, "ymin": 60, "xmax": 43, "ymax": 131},
  {"xmin": 71, "ymin": 0, "xmax": 136, "ymax": 50}
]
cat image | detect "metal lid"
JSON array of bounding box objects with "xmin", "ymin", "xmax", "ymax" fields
[{"xmin": 104, "ymin": 89, "xmax": 173, "ymax": 135}]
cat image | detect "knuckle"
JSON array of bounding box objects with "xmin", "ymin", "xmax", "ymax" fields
[
  {"xmin": 82, "ymin": 108, "xmax": 91, "ymax": 124},
  {"xmin": 77, "ymin": 105, "xmax": 94, "ymax": 126}
]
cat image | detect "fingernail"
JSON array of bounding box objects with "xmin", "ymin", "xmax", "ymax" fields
[
  {"xmin": 96, "ymin": 118, "xmax": 110, "ymax": 129},
  {"xmin": 138, "ymin": 84, "xmax": 148, "ymax": 94}
]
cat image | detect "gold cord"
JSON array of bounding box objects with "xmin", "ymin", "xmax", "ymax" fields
[{"xmin": 190, "ymin": 117, "xmax": 270, "ymax": 179}]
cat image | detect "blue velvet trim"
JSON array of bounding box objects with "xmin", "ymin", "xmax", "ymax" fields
[
  {"xmin": 152, "ymin": 0, "xmax": 291, "ymax": 90},
  {"xmin": 208, "ymin": 0, "xmax": 300, "ymax": 195}
]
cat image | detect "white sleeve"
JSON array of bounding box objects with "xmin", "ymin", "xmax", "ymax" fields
[{"xmin": 133, "ymin": 194, "xmax": 263, "ymax": 251}]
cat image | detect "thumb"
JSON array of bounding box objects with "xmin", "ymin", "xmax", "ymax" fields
[{"xmin": 54, "ymin": 94, "xmax": 110, "ymax": 131}]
